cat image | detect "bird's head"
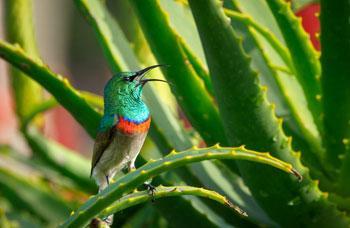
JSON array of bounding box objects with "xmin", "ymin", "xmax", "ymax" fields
[{"xmin": 103, "ymin": 64, "xmax": 168, "ymax": 117}]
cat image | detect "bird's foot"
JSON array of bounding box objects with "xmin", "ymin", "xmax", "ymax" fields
[
  {"xmin": 143, "ymin": 183, "xmax": 156, "ymax": 202},
  {"xmin": 128, "ymin": 167, "xmax": 136, "ymax": 173},
  {"xmin": 90, "ymin": 216, "xmax": 112, "ymax": 228},
  {"xmin": 102, "ymin": 214, "xmax": 113, "ymax": 226}
]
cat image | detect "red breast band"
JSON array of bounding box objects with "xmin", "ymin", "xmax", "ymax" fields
[{"xmin": 116, "ymin": 116, "xmax": 151, "ymax": 134}]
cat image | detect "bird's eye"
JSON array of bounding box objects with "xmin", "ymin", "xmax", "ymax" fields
[{"xmin": 123, "ymin": 77, "xmax": 131, "ymax": 82}]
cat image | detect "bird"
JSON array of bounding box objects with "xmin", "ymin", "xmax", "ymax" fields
[{"xmin": 90, "ymin": 64, "xmax": 168, "ymax": 224}]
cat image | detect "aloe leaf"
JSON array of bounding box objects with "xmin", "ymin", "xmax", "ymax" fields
[
  {"xmin": 231, "ymin": 0, "xmax": 285, "ymax": 43},
  {"xmin": 220, "ymin": 7, "xmax": 295, "ymax": 73},
  {"xmin": 122, "ymin": 5, "xmax": 257, "ymax": 224},
  {"xmin": 73, "ymin": 0, "xmax": 126, "ymax": 73},
  {"xmin": 120, "ymin": 2, "xmax": 276, "ymax": 224},
  {"xmin": 129, "ymin": 0, "xmax": 227, "ymax": 146},
  {"xmin": 226, "ymin": 1, "xmax": 289, "ymax": 120},
  {"xmin": 188, "ymin": 0, "xmax": 349, "ymax": 226},
  {"xmin": 227, "ymin": 0, "xmax": 291, "ymax": 119},
  {"xmin": 248, "ymin": 28, "xmax": 332, "ymax": 182},
  {"xmin": 24, "ymin": 129, "xmax": 96, "ymax": 193},
  {"xmin": 229, "ymin": 0, "xmax": 321, "ymax": 143},
  {"xmin": 109, "ymin": 185, "xmax": 256, "ymax": 227},
  {"xmin": 5, "ymin": 0, "xmax": 43, "ymax": 124},
  {"xmin": 18, "ymin": 92, "xmax": 99, "ymax": 193},
  {"xmin": 116, "ymin": 4, "xmax": 280, "ymax": 224},
  {"xmin": 17, "ymin": 90, "xmax": 98, "ymax": 194},
  {"xmin": 266, "ymin": 0, "xmax": 323, "ymax": 133},
  {"xmin": 159, "ymin": 0, "xmax": 207, "ymax": 63},
  {"xmin": 191, "ymin": 160, "xmax": 274, "ymax": 226},
  {"xmin": 320, "ymin": 0, "xmax": 350, "ymax": 195},
  {"xmin": 145, "ymin": 173, "xmax": 239, "ymax": 228},
  {"xmin": 126, "ymin": 0, "xmax": 243, "ymax": 186},
  {"xmin": 0, "ymin": 41, "xmax": 101, "ymax": 138},
  {"xmin": 159, "ymin": 0, "xmax": 216, "ymax": 96},
  {"xmin": 179, "ymin": 39, "xmax": 214, "ymax": 96},
  {"xmin": 154, "ymin": 194, "xmax": 233, "ymax": 228},
  {"xmin": 0, "ymin": 167, "xmax": 70, "ymax": 224},
  {"xmin": 61, "ymin": 146, "xmax": 298, "ymax": 227},
  {"xmin": 21, "ymin": 91, "xmax": 103, "ymax": 131},
  {"xmin": 291, "ymin": 0, "xmax": 317, "ymax": 11},
  {"xmin": 100, "ymin": 185, "xmax": 245, "ymax": 218},
  {"xmin": 223, "ymin": 8, "xmax": 316, "ymax": 146},
  {"xmin": 226, "ymin": 1, "xmax": 333, "ymax": 185},
  {"xmin": 156, "ymin": 3, "xmax": 213, "ymax": 94},
  {"xmin": 20, "ymin": 98, "xmax": 56, "ymax": 130},
  {"xmin": 207, "ymin": 160, "xmax": 274, "ymax": 226},
  {"xmin": 79, "ymin": 91, "xmax": 104, "ymax": 111}
]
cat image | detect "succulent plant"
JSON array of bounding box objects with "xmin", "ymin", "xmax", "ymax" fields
[{"xmin": 0, "ymin": 0, "xmax": 349, "ymax": 227}]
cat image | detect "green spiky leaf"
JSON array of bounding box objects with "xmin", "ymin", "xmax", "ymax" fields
[
  {"xmin": 266, "ymin": 0, "xmax": 323, "ymax": 133},
  {"xmin": 100, "ymin": 185, "xmax": 246, "ymax": 218},
  {"xmin": 130, "ymin": 0, "xmax": 227, "ymax": 146},
  {"xmin": 61, "ymin": 146, "xmax": 299, "ymax": 227},
  {"xmin": 188, "ymin": 0, "xmax": 349, "ymax": 226},
  {"xmin": 321, "ymin": 0, "xmax": 350, "ymax": 195},
  {"xmin": 0, "ymin": 41, "xmax": 101, "ymax": 138}
]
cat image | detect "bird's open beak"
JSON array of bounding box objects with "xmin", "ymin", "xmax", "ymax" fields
[
  {"xmin": 135, "ymin": 64, "xmax": 170, "ymax": 86},
  {"xmin": 135, "ymin": 64, "xmax": 167, "ymax": 78}
]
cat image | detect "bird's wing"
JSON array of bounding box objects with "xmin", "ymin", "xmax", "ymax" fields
[{"xmin": 90, "ymin": 114, "xmax": 118, "ymax": 176}]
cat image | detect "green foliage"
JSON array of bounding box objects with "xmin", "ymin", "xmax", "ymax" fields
[
  {"xmin": 5, "ymin": 0, "xmax": 43, "ymax": 123},
  {"xmin": 320, "ymin": 0, "xmax": 350, "ymax": 195},
  {"xmin": 266, "ymin": 0, "xmax": 323, "ymax": 134},
  {"xmin": 61, "ymin": 145, "xmax": 298, "ymax": 227},
  {"xmin": 0, "ymin": 162, "xmax": 70, "ymax": 224},
  {"xmin": 187, "ymin": 1, "xmax": 348, "ymax": 227},
  {"xmin": 129, "ymin": 0, "xmax": 227, "ymax": 146},
  {"xmin": 0, "ymin": 41, "xmax": 101, "ymax": 138},
  {"xmin": 0, "ymin": 0, "xmax": 350, "ymax": 227},
  {"xmin": 99, "ymin": 185, "xmax": 246, "ymax": 219}
]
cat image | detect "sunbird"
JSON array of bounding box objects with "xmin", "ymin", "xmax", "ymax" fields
[{"xmin": 91, "ymin": 64, "xmax": 168, "ymax": 224}]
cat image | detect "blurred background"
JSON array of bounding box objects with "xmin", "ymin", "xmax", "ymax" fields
[{"xmin": 0, "ymin": 0, "xmax": 113, "ymax": 155}]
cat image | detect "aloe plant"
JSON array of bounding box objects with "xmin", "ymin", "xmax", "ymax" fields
[{"xmin": 0, "ymin": 0, "xmax": 349, "ymax": 227}]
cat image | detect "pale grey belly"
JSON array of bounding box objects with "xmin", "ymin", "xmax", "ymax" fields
[{"xmin": 93, "ymin": 131, "xmax": 147, "ymax": 177}]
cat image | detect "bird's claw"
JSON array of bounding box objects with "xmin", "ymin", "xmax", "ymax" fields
[
  {"xmin": 102, "ymin": 215, "xmax": 113, "ymax": 226},
  {"xmin": 143, "ymin": 183, "xmax": 156, "ymax": 202}
]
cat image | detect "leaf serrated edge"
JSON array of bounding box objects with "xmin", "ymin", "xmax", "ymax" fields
[
  {"xmin": 266, "ymin": 0, "xmax": 323, "ymax": 134},
  {"xmin": 100, "ymin": 186, "xmax": 247, "ymax": 218},
  {"xmin": 60, "ymin": 146, "xmax": 299, "ymax": 227}
]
